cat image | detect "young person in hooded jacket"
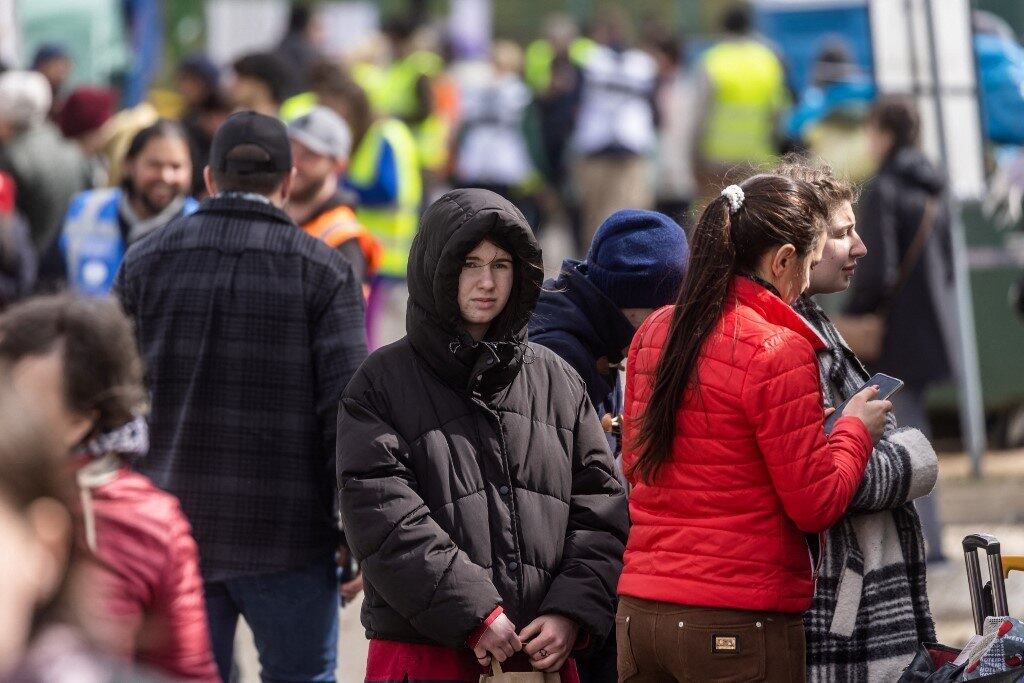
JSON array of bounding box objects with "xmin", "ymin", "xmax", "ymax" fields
[
  {"xmin": 529, "ymin": 211, "xmax": 686, "ymax": 683},
  {"xmin": 617, "ymin": 174, "xmax": 892, "ymax": 682},
  {"xmin": 337, "ymin": 188, "xmax": 629, "ymax": 683},
  {"xmin": 778, "ymin": 157, "xmax": 938, "ymax": 681}
]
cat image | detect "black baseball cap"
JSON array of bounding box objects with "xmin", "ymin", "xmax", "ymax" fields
[{"xmin": 209, "ymin": 111, "xmax": 292, "ymax": 174}]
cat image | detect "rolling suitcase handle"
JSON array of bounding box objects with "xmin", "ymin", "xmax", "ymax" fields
[{"xmin": 963, "ymin": 534, "xmax": 1011, "ymax": 634}]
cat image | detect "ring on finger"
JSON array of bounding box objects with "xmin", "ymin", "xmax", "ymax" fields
[{"xmin": 539, "ymin": 649, "xmax": 549, "ymax": 658}]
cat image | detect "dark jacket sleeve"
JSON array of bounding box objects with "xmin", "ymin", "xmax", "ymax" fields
[
  {"xmin": 34, "ymin": 230, "xmax": 65, "ymax": 293},
  {"xmin": 112, "ymin": 258, "xmax": 135, "ymax": 318},
  {"xmin": 846, "ymin": 178, "xmax": 898, "ymax": 315},
  {"xmin": 312, "ymin": 268, "xmax": 368, "ymax": 484},
  {"xmin": 538, "ymin": 385, "xmax": 629, "ymax": 642},
  {"xmin": 337, "ymin": 375, "xmax": 503, "ymax": 647},
  {"xmin": 336, "ymin": 238, "xmax": 368, "ymax": 285}
]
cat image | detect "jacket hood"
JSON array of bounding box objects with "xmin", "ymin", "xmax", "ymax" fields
[
  {"xmin": 885, "ymin": 148, "xmax": 946, "ymax": 196},
  {"xmin": 406, "ymin": 188, "xmax": 543, "ymax": 394}
]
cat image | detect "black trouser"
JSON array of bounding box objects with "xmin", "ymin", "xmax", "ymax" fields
[{"xmin": 575, "ymin": 629, "xmax": 618, "ymax": 683}]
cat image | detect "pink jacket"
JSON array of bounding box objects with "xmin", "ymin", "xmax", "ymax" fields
[{"xmin": 78, "ymin": 460, "xmax": 218, "ymax": 681}]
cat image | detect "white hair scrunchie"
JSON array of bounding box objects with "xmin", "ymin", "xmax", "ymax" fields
[{"xmin": 721, "ymin": 185, "xmax": 745, "ymax": 214}]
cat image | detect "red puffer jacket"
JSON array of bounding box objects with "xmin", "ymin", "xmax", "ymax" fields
[
  {"xmin": 619, "ymin": 276, "xmax": 873, "ymax": 614},
  {"xmin": 78, "ymin": 461, "xmax": 218, "ymax": 681}
]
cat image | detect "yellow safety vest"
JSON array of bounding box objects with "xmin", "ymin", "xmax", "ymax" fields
[
  {"xmin": 524, "ymin": 37, "xmax": 596, "ymax": 92},
  {"xmin": 347, "ymin": 118, "xmax": 422, "ymax": 279},
  {"xmin": 352, "ymin": 62, "xmax": 389, "ymax": 115},
  {"xmin": 380, "ymin": 51, "xmax": 449, "ymax": 173},
  {"xmin": 279, "ymin": 91, "xmax": 318, "ymax": 122},
  {"xmin": 700, "ymin": 40, "xmax": 787, "ymax": 165}
]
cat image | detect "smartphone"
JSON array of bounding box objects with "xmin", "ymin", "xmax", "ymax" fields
[{"xmin": 824, "ymin": 373, "xmax": 904, "ymax": 434}]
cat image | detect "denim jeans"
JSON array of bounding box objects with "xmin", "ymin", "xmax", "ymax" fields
[{"xmin": 205, "ymin": 556, "xmax": 339, "ymax": 683}]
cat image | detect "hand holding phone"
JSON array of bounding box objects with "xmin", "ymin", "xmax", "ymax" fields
[{"xmin": 824, "ymin": 373, "xmax": 902, "ymax": 440}]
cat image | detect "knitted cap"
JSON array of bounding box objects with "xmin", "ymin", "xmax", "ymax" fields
[
  {"xmin": 585, "ymin": 209, "xmax": 688, "ymax": 309},
  {"xmin": 59, "ymin": 87, "xmax": 117, "ymax": 139}
]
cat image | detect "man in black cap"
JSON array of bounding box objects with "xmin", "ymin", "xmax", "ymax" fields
[{"xmin": 114, "ymin": 111, "xmax": 367, "ymax": 682}]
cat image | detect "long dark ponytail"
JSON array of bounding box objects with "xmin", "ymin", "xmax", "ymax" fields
[{"xmin": 629, "ymin": 174, "xmax": 829, "ymax": 484}]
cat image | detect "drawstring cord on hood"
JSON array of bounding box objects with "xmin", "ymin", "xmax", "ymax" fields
[{"xmin": 73, "ymin": 415, "xmax": 149, "ymax": 553}]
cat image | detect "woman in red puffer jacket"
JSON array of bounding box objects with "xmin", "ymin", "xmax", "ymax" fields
[{"xmin": 616, "ymin": 175, "xmax": 891, "ymax": 683}]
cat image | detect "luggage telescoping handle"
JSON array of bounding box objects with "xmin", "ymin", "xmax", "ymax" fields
[{"xmin": 963, "ymin": 533, "xmax": 1011, "ymax": 633}]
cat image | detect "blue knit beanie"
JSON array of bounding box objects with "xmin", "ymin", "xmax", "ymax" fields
[{"xmin": 585, "ymin": 209, "xmax": 688, "ymax": 309}]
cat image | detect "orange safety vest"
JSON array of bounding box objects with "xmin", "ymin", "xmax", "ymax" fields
[{"xmin": 302, "ymin": 204, "xmax": 383, "ymax": 282}]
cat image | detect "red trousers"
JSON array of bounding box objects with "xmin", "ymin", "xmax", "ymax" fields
[{"xmin": 365, "ymin": 640, "xmax": 580, "ymax": 683}]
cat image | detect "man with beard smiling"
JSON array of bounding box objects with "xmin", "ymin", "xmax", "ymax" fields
[{"xmin": 44, "ymin": 119, "xmax": 196, "ymax": 295}]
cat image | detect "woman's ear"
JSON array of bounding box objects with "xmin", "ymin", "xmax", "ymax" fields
[
  {"xmin": 770, "ymin": 244, "xmax": 798, "ymax": 278},
  {"xmin": 65, "ymin": 409, "xmax": 98, "ymax": 452}
]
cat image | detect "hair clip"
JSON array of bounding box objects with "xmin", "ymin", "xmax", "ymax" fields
[{"xmin": 721, "ymin": 185, "xmax": 745, "ymax": 214}]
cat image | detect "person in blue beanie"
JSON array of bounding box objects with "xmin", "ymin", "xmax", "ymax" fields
[
  {"xmin": 532, "ymin": 209, "xmax": 688, "ymax": 453},
  {"xmin": 529, "ymin": 208, "xmax": 687, "ymax": 683}
]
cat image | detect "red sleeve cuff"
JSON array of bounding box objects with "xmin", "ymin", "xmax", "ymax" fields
[
  {"xmin": 467, "ymin": 606, "xmax": 504, "ymax": 649},
  {"xmin": 832, "ymin": 415, "xmax": 873, "ymax": 460}
]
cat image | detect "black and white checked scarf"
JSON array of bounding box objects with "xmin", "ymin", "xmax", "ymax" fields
[{"xmin": 795, "ymin": 296, "xmax": 938, "ymax": 682}]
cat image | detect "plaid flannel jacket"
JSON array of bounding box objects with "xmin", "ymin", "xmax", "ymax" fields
[{"xmin": 115, "ymin": 195, "xmax": 367, "ymax": 581}]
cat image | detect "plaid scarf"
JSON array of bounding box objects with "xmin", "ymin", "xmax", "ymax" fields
[{"xmin": 795, "ymin": 296, "xmax": 937, "ymax": 682}]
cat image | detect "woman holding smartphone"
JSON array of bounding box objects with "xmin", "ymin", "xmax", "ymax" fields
[{"xmin": 616, "ymin": 174, "xmax": 891, "ymax": 682}]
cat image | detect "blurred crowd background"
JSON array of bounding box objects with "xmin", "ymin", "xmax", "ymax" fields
[
  {"xmin": 1, "ymin": 2, "xmax": 1024, "ymax": 681},
  {"xmin": 0, "ymin": 1, "xmax": 1022, "ymax": 453},
  {"xmin": 0, "ymin": 2, "xmax": 1022, "ymax": 469}
]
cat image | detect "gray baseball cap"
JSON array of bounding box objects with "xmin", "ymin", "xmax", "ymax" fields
[{"xmin": 287, "ymin": 106, "xmax": 353, "ymax": 161}]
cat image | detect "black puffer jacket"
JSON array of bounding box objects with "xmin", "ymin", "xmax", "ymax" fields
[{"xmin": 337, "ymin": 189, "xmax": 628, "ymax": 650}]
